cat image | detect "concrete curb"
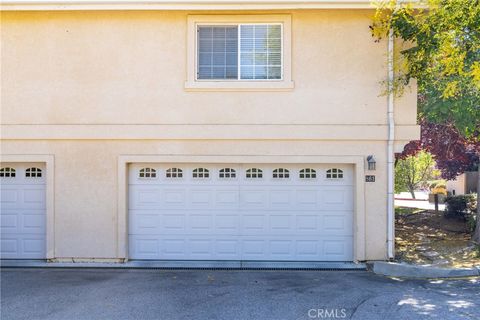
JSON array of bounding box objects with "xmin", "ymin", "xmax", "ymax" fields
[{"xmin": 372, "ymin": 261, "xmax": 480, "ymax": 279}]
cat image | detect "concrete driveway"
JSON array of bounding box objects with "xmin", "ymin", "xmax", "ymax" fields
[{"xmin": 1, "ymin": 268, "xmax": 479, "ymax": 320}]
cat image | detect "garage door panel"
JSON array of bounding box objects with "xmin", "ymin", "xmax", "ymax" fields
[
  {"xmin": 215, "ymin": 189, "xmax": 240, "ymax": 207},
  {"xmin": 269, "ymin": 214, "xmax": 293, "ymax": 232},
  {"xmin": 1, "ymin": 212, "xmax": 18, "ymax": 232},
  {"xmin": 22, "ymin": 213, "xmax": 46, "ymax": 234},
  {"xmin": 0, "ymin": 188, "xmax": 18, "ymax": 206},
  {"xmin": 0, "ymin": 235, "xmax": 46, "ymax": 259},
  {"xmin": 129, "ymin": 212, "xmax": 161, "ymax": 234},
  {"xmin": 1, "ymin": 186, "xmax": 45, "ymax": 210},
  {"xmin": 129, "ymin": 186, "xmax": 162, "ymax": 209},
  {"xmin": 130, "ymin": 237, "xmax": 160, "ymax": 259},
  {"xmin": 296, "ymin": 240, "xmax": 319, "ymax": 258},
  {"xmin": 322, "ymin": 214, "xmax": 354, "ymax": 236},
  {"xmin": 215, "ymin": 214, "xmax": 240, "ymax": 233},
  {"xmin": 189, "ymin": 189, "xmax": 213, "ymax": 207},
  {"xmin": 189, "ymin": 239, "xmax": 214, "ymax": 258},
  {"xmin": 242, "ymin": 214, "xmax": 267, "ymax": 233},
  {"xmin": 128, "ymin": 163, "xmax": 354, "ymax": 261},
  {"xmin": 295, "ymin": 189, "xmax": 319, "ymax": 210},
  {"xmin": 1, "ymin": 211, "xmax": 45, "ymax": 234},
  {"xmin": 1, "ymin": 239, "xmax": 18, "ymax": 255},
  {"xmin": 240, "ymin": 189, "xmax": 268, "ymax": 209},
  {"xmin": 320, "ymin": 187, "xmax": 354, "ymax": 211},
  {"xmin": 163, "ymin": 189, "xmax": 187, "ymax": 208},
  {"xmin": 323, "ymin": 238, "xmax": 353, "ymax": 260},
  {"xmin": 23, "ymin": 187, "xmax": 46, "ymax": 208}
]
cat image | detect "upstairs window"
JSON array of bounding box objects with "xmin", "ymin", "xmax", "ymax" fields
[
  {"xmin": 197, "ymin": 24, "xmax": 282, "ymax": 81},
  {"xmin": 326, "ymin": 168, "xmax": 343, "ymax": 179},
  {"xmin": 26, "ymin": 167, "xmax": 42, "ymax": 178},
  {"xmin": 0, "ymin": 167, "xmax": 15, "ymax": 178},
  {"xmin": 192, "ymin": 168, "xmax": 209, "ymax": 179}
]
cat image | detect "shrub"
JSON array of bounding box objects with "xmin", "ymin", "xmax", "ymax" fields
[
  {"xmin": 431, "ymin": 185, "xmax": 447, "ymax": 195},
  {"xmin": 444, "ymin": 194, "xmax": 476, "ymax": 220},
  {"xmin": 429, "ymin": 180, "xmax": 446, "ymax": 190},
  {"xmin": 466, "ymin": 214, "xmax": 477, "ymax": 234}
]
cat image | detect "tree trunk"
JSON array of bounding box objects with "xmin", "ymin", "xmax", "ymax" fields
[
  {"xmin": 473, "ymin": 164, "xmax": 480, "ymax": 243},
  {"xmin": 409, "ymin": 187, "xmax": 416, "ymax": 199}
]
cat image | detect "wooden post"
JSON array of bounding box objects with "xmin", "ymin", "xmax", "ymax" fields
[{"xmin": 434, "ymin": 194, "xmax": 439, "ymax": 214}]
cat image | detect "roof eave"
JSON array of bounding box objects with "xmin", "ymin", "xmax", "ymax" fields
[{"xmin": 0, "ymin": 0, "xmax": 382, "ymax": 11}]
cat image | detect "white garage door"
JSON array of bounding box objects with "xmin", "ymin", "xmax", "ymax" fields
[
  {"xmin": 0, "ymin": 163, "xmax": 46, "ymax": 259},
  {"xmin": 129, "ymin": 164, "xmax": 354, "ymax": 261}
]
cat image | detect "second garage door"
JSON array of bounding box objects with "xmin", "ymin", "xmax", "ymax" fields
[
  {"xmin": 0, "ymin": 163, "xmax": 46, "ymax": 259},
  {"xmin": 129, "ymin": 163, "xmax": 354, "ymax": 261}
]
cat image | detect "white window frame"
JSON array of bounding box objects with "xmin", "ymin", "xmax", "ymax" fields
[{"xmin": 186, "ymin": 15, "xmax": 294, "ymax": 91}]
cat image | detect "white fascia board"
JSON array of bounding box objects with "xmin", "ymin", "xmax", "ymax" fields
[{"xmin": 0, "ymin": 0, "xmax": 381, "ymax": 11}]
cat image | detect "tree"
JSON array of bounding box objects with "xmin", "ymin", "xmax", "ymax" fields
[
  {"xmin": 400, "ymin": 120, "xmax": 479, "ymax": 180},
  {"xmin": 371, "ymin": 0, "xmax": 480, "ymax": 137},
  {"xmin": 395, "ymin": 150, "xmax": 437, "ymax": 198},
  {"xmin": 371, "ymin": 0, "xmax": 480, "ymax": 242},
  {"xmin": 399, "ymin": 121, "xmax": 479, "ymax": 236}
]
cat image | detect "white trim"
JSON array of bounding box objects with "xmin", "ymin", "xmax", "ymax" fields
[
  {"xmin": 0, "ymin": 154, "xmax": 55, "ymax": 259},
  {"xmin": 117, "ymin": 154, "xmax": 366, "ymax": 261},
  {"xmin": 0, "ymin": 0, "xmax": 387, "ymax": 11}
]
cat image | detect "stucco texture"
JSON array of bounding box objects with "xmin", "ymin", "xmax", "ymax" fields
[{"xmin": 0, "ymin": 10, "xmax": 419, "ymax": 261}]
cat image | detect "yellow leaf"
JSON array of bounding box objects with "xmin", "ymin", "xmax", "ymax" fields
[
  {"xmin": 442, "ymin": 81, "xmax": 458, "ymax": 98},
  {"xmin": 471, "ymin": 62, "xmax": 480, "ymax": 89}
]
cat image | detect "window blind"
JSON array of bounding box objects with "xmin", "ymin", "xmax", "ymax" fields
[
  {"xmin": 240, "ymin": 24, "xmax": 282, "ymax": 80},
  {"xmin": 197, "ymin": 26, "xmax": 238, "ymax": 80}
]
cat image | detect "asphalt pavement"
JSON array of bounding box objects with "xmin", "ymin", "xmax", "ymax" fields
[{"xmin": 1, "ymin": 268, "xmax": 479, "ymax": 320}]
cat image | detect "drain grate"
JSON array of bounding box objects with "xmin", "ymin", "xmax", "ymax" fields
[{"xmin": 1, "ymin": 259, "xmax": 367, "ymax": 271}]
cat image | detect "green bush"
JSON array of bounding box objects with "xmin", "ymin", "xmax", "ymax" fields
[
  {"xmin": 429, "ymin": 180, "xmax": 446, "ymax": 190},
  {"xmin": 444, "ymin": 194, "xmax": 476, "ymax": 219},
  {"xmin": 466, "ymin": 214, "xmax": 477, "ymax": 234}
]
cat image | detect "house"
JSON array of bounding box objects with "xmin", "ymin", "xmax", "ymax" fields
[
  {"xmin": 447, "ymin": 172, "xmax": 479, "ymax": 196},
  {"xmin": 0, "ymin": 0, "xmax": 420, "ymax": 264}
]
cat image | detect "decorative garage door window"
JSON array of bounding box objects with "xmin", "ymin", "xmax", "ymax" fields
[
  {"xmin": 139, "ymin": 168, "xmax": 157, "ymax": 179},
  {"xmin": 0, "ymin": 167, "xmax": 16, "ymax": 178},
  {"xmin": 192, "ymin": 168, "xmax": 209, "ymax": 179},
  {"xmin": 246, "ymin": 168, "xmax": 263, "ymax": 178},
  {"xmin": 166, "ymin": 168, "xmax": 183, "ymax": 178},
  {"xmin": 326, "ymin": 168, "xmax": 344, "ymax": 179},
  {"xmin": 25, "ymin": 167, "xmax": 42, "ymax": 178},
  {"xmin": 272, "ymin": 168, "xmax": 289, "ymax": 179},
  {"xmin": 299, "ymin": 168, "xmax": 316, "ymax": 179},
  {"xmin": 219, "ymin": 168, "xmax": 236, "ymax": 178}
]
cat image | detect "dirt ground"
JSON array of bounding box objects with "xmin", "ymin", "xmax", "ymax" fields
[{"xmin": 395, "ymin": 208, "xmax": 480, "ymax": 268}]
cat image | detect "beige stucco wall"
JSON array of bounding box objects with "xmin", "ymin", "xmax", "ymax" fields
[{"xmin": 0, "ymin": 10, "xmax": 419, "ymax": 261}]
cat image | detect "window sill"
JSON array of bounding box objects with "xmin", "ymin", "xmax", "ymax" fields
[{"xmin": 184, "ymin": 80, "xmax": 295, "ymax": 92}]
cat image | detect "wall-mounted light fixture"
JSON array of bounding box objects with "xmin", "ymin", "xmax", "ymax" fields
[{"xmin": 367, "ymin": 155, "xmax": 376, "ymax": 171}]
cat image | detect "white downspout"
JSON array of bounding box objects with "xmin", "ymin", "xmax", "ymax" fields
[{"xmin": 387, "ymin": 28, "xmax": 395, "ymax": 260}]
